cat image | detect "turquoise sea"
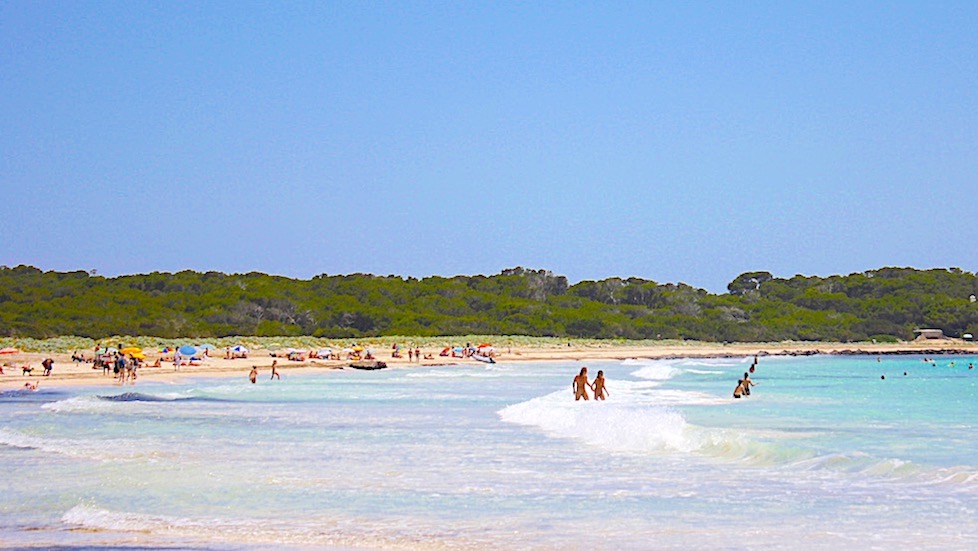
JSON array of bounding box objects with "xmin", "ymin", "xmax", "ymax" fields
[{"xmin": 2, "ymin": 354, "xmax": 977, "ymax": 549}]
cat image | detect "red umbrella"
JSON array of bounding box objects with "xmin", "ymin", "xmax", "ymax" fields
[{"xmin": 0, "ymin": 347, "xmax": 20, "ymax": 355}]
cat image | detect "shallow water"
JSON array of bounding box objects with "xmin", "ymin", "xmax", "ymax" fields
[{"xmin": 2, "ymin": 355, "xmax": 977, "ymax": 549}]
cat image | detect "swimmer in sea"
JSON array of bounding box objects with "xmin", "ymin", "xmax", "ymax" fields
[
  {"xmin": 733, "ymin": 379, "xmax": 746, "ymax": 399},
  {"xmin": 573, "ymin": 367, "xmax": 590, "ymax": 401},
  {"xmin": 249, "ymin": 366, "xmax": 258, "ymax": 384},
  {"xmin": 592, "ymin": 370, "xmax": 609, "ymax": 400},
  {"xmin": 742, "ymin": 372, "xmax": 756, "ymax": 396}
]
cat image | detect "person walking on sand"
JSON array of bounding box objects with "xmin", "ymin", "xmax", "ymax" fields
[
  {"xmin": 573, "ymin": 367, "xmax": 590, "ymax": 401},
  {"xmin": 592, "ymin": 370, "xmax": 609, "ymax": 400},
  {"xmin": 270, "ymin": 360, "xmax": 280, "ymax": 380},
  {"xmin": 249, "ymin": 366, "xmax": 258, "ymax": 384}
]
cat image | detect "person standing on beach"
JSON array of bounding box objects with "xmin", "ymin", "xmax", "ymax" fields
[
  {"xmin": 592, "ymin": 370, "xmax": 609, "ymax": 400},
  {"xmin": 41, "ymin": 358, "xmax": 54, "ymax": 376},
  {"xmin": 270, "ymin": 360, "xmax": 280, "ymax": 380},
  {"xmin": 573, "ymin": 367, "xmax": 590, "ymax": 401},
  {"xmin": 249, "ymin": 366, "xmax": 258, "ymax": 384},
  {"xmin": 116, "ymin": 354, "xmax": 127, "ymax": 383}
]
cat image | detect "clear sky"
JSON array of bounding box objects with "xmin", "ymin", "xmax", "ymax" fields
[{"xmin": 2, "ymin": 2, "xmax": 976, "ymax": 292}]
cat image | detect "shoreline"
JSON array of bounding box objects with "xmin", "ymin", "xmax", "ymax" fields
[{"xmin": 2, "ymin": 340, "xmax": 976, "ymax": 390}]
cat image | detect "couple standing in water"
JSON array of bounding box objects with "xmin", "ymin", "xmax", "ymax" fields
[{"xmin": 572, "ymin": 367, "xmax": 609, "ymax": 401}]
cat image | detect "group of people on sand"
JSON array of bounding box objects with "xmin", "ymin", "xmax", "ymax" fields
[
  {"xmin": 249, "ymin": 361, "xmax": 281, "ymax": 383},
  {"xmin": 572, "ymin": 367, "xmax": 609, "ymax": 401}
]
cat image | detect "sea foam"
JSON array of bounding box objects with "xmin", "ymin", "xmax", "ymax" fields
[
  {"xmin": 0, "ymin": 427, "xmax": 164, "ymax": 461},
  {"xmin": 498, "ymin": 387, "xmax": 697, "ymax": 454}
]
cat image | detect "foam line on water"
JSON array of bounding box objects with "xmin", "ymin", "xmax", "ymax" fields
[
  {"xmin": 61, "ymin": 503, "xmax": 480, "ymax": 549},
  {"xmin": 0, "ymin": 427, "xmax": 168, "ymax": 461},
  {"xmin": 498, "ymin": 383, "xmax": 704, "ymax": 454}
]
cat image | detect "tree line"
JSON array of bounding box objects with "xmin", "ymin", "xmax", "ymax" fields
[{"xmin": 1, "ymin": 265, "xmax": 977, "ymax": 342}]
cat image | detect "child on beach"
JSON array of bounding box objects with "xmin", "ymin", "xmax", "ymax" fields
[
  {"xmin": 249, "ymin": 366, "xmax": 258, "ymax": 384},
  {"xmin": 270, "ymin": 361, "xmax": 280, "ymax": 380}
]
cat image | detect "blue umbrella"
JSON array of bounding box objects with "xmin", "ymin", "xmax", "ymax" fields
[{"xmin": 178, "ymin": 345, "xmax": 198, "ymax": 356}]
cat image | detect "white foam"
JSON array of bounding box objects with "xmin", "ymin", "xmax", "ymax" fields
[
  {"xmin": 680, "ymin": 358, "xmax": 750, "ymax": 368},
  {"xmin": 61, "ymin": 503, "xmax": 474, "ymax": 549},
  {"xmin": 498, "ymin": 388, "xmax": 698, "ymax": 454},
  {"xmin": 42, "ymin": 395, "xmax": 116, "ymax": 414},
  {"xmin": 63, "ymin": 503, "xmax": 208, "ymax": 532},
  {"xmin": 0, "ymin": 427, "xmax": 166, "ymax": 461},
  {"xmin": 630, "ymin": 363, "xmax": 682, "ymax": 381},
  {"xmin": 405, "ymin": 370, "xmax": 502, "ymax": 379},
  {"xmin": 684, "ymin": 369, "xmax": 725, "ymax": 375}
]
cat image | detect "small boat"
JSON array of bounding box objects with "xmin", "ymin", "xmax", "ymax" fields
[
  {"xmin": 349, "ymin": 360, "xmax": 387, "ymax": 370},
  {"xmin": 471, "ymin": 354, "xmax": 495, "ymax": 364}
]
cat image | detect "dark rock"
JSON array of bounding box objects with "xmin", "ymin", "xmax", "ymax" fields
[{"xmin": 349, "ymin": 360, "xmax": 387, "ymax": 370}]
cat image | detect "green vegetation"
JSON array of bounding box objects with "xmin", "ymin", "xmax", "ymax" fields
[{"xmin": 1, "ymin": 265, "xmax": 977, "ymax": 344}]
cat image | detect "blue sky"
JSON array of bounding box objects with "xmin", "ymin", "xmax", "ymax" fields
[{"xmin": 2, "ymin": 2, "xmax": 976, "ymax": 292}]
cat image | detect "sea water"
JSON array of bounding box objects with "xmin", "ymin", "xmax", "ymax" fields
[{"xmin": 2, "ymin": 354, "xmax": 977, "ymax": 549}]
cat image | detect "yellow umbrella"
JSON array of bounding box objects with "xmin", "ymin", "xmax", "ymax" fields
[
  {"xmin": 120, "ymin": 347, "xmax": 143, "ymax": 355},
  {"xmin": 129, "ymin": 352, "xmax": 147, "ymax": 360}
]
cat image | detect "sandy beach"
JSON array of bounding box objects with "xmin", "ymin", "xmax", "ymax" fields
[
  {"xmin": 3, "ymin": 339, "xmax": 976, "ymax": 390},
  {"xmin": 5, "ymin": 340, "xmax": 978, "ymax": 549}
]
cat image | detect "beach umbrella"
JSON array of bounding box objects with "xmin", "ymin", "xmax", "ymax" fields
[
  {"xmin": 178, "ymin": 345, "xmax": 198, "ymax": 356},
  {"xmin": 317, "ymin": 348, "xmax": 332, "ymax": 358},
  {"xmin": 0, "ymin": 347, "xmax": 19, "ymax": 355},
  {"xmin": 103, "ymin": 347, "xmax": 118, "ymax": 354},
  {"xmin": 232, "ymin": 345, "xmax": 249, "ymax": 353},
  {"xmin": 120, "ymin": 347, "xmax": 142, "ymax": 355},
  {"xmin": 130, "ymin": 352, "xmax": 147, "ymax": 360}
]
